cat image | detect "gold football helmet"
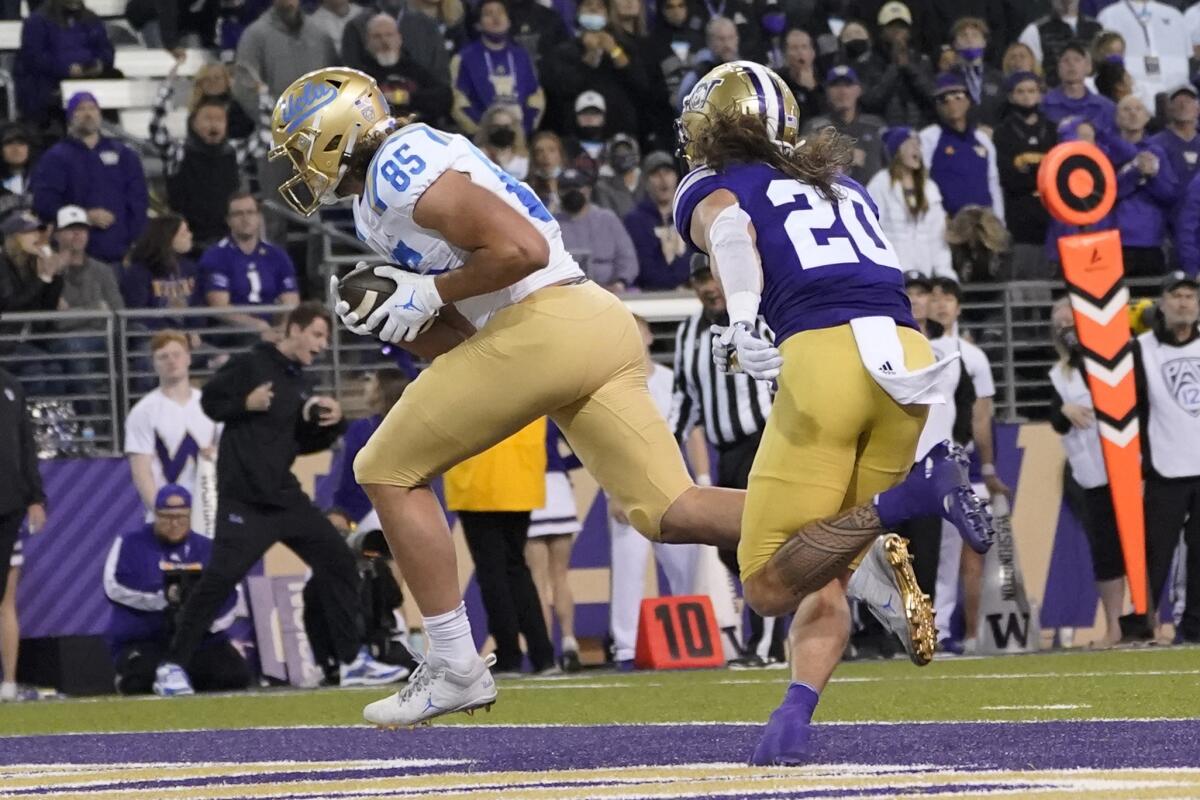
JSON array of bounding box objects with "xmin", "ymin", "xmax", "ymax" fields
[
  {"xmin": 269, "ymin": 67, "xmax": 391, "ymax": 216},
  {"xmin": 677, "ymin": 61, "xmax": 802, "ymax": 166}
]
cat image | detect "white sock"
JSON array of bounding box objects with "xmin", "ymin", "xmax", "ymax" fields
[
  {"xmin": 0, "ymin": 681, "xmax": 15, "ymax": 698},
  {"xmin": 561, "ymin": 635, "xmax": 578, "ymax": 653},
  {"xmin": 422, "ymin": 603, "xmax": 478, "ymax": 671}
]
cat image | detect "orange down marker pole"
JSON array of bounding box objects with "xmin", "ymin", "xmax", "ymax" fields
[{"xmin": 1038, "ymin": 141, "xmax": 1148, "ymax": 613}]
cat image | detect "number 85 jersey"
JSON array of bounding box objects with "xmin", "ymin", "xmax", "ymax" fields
[
  {"xmin": 353, "ymin": 123, "xmax": 583, "ymax": 329},
  {"xmin": 673, "ymin": 163, "xmax": 916, "ymax": 347}
]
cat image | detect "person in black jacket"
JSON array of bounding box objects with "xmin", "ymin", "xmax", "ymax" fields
[
  {"xmin": 152, "ymin": 302, "xmax": 408, "ymax": 696},
  {"xmin": 993, "ymin": 71, "xmax": 1056, "ymax": 281},
  {"xmin": 0, "ymin": 363, "xmax": 46, "ymax": 702}
]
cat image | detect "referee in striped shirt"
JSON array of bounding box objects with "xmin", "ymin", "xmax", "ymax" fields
[{"xmin": 668, "ymin": 254, "xmax": 785, "ymax": 667}]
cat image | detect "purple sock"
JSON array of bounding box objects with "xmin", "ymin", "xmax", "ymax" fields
[
  {"xmin": 783, "ymin": 681, "xmax": 820, "ymax": 724},
  {"xmin": 874, "ymin": 472, "xmax": 931, "ymax": 529}
]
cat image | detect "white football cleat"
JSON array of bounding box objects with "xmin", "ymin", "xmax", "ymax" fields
[
  {"xmin": 152, "ymin": 662, "xmax": 195, "ymax": 697},
  {"xmin": 340, "ymin": 647, "xmax": 410, "ymax": 687},
  {"xmin": 364, "ymin": 653, "xmax": 498, "ymax": 728},
  {"xmin": 847, "ymin": 534, "xmax": 935, "ymax": 666}
]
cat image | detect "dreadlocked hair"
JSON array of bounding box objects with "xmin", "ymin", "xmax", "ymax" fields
[{"xmin": 690, "ymin": 111, "xmax": 854, "ymax": 201}]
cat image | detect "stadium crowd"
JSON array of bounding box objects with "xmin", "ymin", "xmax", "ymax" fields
[{"xmin": 0, "ymin": 0, "xmax": 1199, "ymax": 698}]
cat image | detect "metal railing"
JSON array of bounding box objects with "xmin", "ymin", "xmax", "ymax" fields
[{"xmin": 0, "ymin": 279, "xmax": 1171, "ymax": 457}]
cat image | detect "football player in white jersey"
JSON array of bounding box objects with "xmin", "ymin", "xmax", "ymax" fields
[{"xmin": 269, "ymin": 67, "xmax": 984, "ymax": 736}]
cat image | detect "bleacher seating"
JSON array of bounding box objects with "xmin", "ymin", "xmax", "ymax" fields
[
  {"xmin": 113, "ymin": 48, "xmax": 213, "ymax": 79},
  {"xmin": 118, "ymin": 107, "xmax": 188, "ymax": 141},
  {"xmin": 60, "ymin": 78, "xmax": 159, "ymax": 110},
  {"xmin": 0, "ymin": 21, "xmax": 20, "ymax": 51}
]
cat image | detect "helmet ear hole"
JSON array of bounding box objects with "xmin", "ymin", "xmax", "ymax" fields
[{"xmin": 324, "ymin": 135, "xmax": 343, "ymax": 152}]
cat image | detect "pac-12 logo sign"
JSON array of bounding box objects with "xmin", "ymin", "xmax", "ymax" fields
[
  {"xmin": 683, "ymin": 77, "xmax": 724, "ymax": 113},
  {"xmin": 281, "ymin": 80, "xmax": 338, "ymax": 133},
  {"xmin": 1163, "ymin": 357, "xmax": 1200, "ymax": 416}
]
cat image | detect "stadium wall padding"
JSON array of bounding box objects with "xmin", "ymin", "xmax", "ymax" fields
[{"xmin": 15, "ymin": 423, "xmax": 1108, "ymax": 649}]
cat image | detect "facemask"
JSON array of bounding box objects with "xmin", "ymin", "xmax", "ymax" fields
[
  {"xmin": 561, "ymin": 189, "xmax": 587, "ymax": 213},
  {"xmin": 579, "ymin": 124, "xmax": 604, "ymax": 141},
  {"xmin": 578, "ymin": 13, "xmax": 607, "ymax": 31},
  {"xmin": 843, "ymin": 39, "xmax": 869, "ymax": 59},
  {"xmin": 374, "ymin": 50, "xmax": 401, "ymax": 67},
  {"xmin": 1010, "ymin": 99, "xmax": 1039, "ymax": 114},
  {"xmin": 1104, "ymin": 53, "xmax": 1125, "ymax": 66},
  {"xmin": 611, "ymin": 152, "xmax": 638, "ymax": 173},
  {"xmin": 535, "ymin": 165, "xmax": 562, "ymax": 179},
  {"xmin": 488, "ymin": 127, "xmax": 517, "ymax": 148},
  {"xmin": 761, "ymin": 12, "xmax": 786, "ymax": 35},
  {"xmin": 957, "ymin": 46, "xmax": 984, "ymax": 62},
  {"xmin": 482, "ymin": 30, "xmax": 509, "ymax": 44}
]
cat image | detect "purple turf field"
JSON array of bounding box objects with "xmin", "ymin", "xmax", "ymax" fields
[{"xmin": 3, "ymin": 720, "xmax": 1199, "ymax": 798}]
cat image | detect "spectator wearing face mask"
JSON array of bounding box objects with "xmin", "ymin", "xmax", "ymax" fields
[
  {"xmin": 451, "ymin": 0, "xmax": 545, "ymax": 136},
  {"xmin": 554, "ymin": 167, "xmax": 638, "ymax": 293},
  {"xmin": 806, "ymin": 66, "xmax": 885, "ymax": 185},
  {"xmin": 592, "ymin": 134, "xmax": 642, "ymax": 218},
  {"xmin": 0, "ymin": 126, "xmax": 36, "ymax": 224},
  {"xmin": 859, "ymin": 2, "xmax": 935, "ymax": 128},
  {"xmin": 947, "ymin": 17, "xmax": 1004, "ymax": 129},
  {"xmin": 562, "ymin": 91, "xmax": 613, "ymax": 178},
  {"xmin": 1113, "ymin": 94, "xmax": 1176, "ymax": 278},
  {"xmin": 624, "ymin": 151, "xmax": 689, "ymax": 290},
  {"xmin": 343, "ymin": 0, "xmax": 453, "ymax": 84},
  {"xmin": 358, "ymin": 13, "xmax": 452, "ymax": 123},
  {"xmin": 544, "ymin": 0, "xmax": 652, "ymax": 140},
  {"xmin": 993, "ymin": 71, "xmax": 1057, "ymax": 280},
  {"xmin": 476, "ymin": 105, "xmax": 529, "ymax": 179}
]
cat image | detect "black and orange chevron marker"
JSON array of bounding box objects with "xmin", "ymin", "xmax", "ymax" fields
[{"xmin": 1039, "ymin": 142, "xmax": 1148, "ymax": 614}]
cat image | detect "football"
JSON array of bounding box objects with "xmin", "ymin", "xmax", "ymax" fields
[{"xmin": 336, "ymin": 263, "xmax": 400, "ymax": 324}]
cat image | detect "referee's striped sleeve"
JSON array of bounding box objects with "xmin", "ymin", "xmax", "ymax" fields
[{"xmin": 668, "ymin": 317, "xmax": 698, "ymax": 443}]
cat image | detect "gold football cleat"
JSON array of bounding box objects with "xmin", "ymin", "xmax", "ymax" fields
[{"xmin": 880, "ymin": 534, "xmax": 936, "ymax": 666}]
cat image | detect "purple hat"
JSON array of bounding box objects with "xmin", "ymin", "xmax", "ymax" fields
[
  {"xmin": 155, "ymin": 483, "xmax": 192, "ymax": 510},
  {"xmin": 825, "ymin": 65, "xmax": 860, "ymax": 86},
  {"xmin": 882, "ymin": 126, "xmax": 914, "ymax": 160},
  {"xmin": 1004, "ymin": 71, "xmax": 1040, "ymax": 94},
  {"xmin": 933, "ymin": 71, "xmax": 968, "ymax": 97},
  {"xmin": 65, "ymin": 91, "xmax": 99, "ymax": 118}
]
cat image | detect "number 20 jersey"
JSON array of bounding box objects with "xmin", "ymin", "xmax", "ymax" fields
[
  {"xmin": 352, "ymin": 123, "xmax": 583, "ymax": 329},
  {"xmin": 673, "ymin": 162, "xmax": 916, "ymax": 346}
]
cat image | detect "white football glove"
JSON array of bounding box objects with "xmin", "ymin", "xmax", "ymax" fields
[
  {"xmin": 711, "ymin": 322, "xmax": 782, "ymax": 381},
  {"xmin": 331, "ymin": 264, "xmax": 444, "ymax": 344}
]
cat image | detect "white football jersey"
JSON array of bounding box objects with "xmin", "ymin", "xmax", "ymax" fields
[
  {"xmin": 124, "ymin": 387, "xmax": 219, "ymax": 526},
  {"xmin": 352, "ymin": 123, "xmax": 583, "ymax": 329}
]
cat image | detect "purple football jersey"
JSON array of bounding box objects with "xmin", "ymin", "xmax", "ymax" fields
[{"xmin": 674, "ymin": 162, "xmax": 916, "ymax": 345}]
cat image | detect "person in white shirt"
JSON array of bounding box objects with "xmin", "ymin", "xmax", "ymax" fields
[
  {"xmin": 1098, "ymin": 0, "xmax": 1189, "ymax": 110},
  {"xmin": 124, "ymin": 331, "xmax": 218, "ymax": 535},
  {"xmin": 1047, "ymin": 299, "xmax": 1126, "ymax": 647},
  {"xmin": 928, "ymin": 278, "xmax": 1011, "ymax": 654},
  {"xmin": 608, "ymin": 315, "xmax": 703, "ymax": 667},
  {"xmin": 866, "ymin": 127, "xmax": 955, "ymax": 282}
]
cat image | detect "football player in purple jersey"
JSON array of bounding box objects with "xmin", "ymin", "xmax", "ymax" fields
[{"xmin": 673, "ymin": 60, "xmax": 994, "ymax": 764}]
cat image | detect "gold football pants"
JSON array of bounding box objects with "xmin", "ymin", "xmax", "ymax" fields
[
  {"xmin": 354, "ymin": 281, "xmax": 693, "ymax": 540},
  {"xmin": 738, "ymin": 323, "xmax": 934, "ymax": 581}
]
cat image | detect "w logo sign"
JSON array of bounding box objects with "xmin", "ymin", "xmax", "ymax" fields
[{"xmin": 1163, "ymin": 358, "xmax": 1200, "ymax": 416}]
